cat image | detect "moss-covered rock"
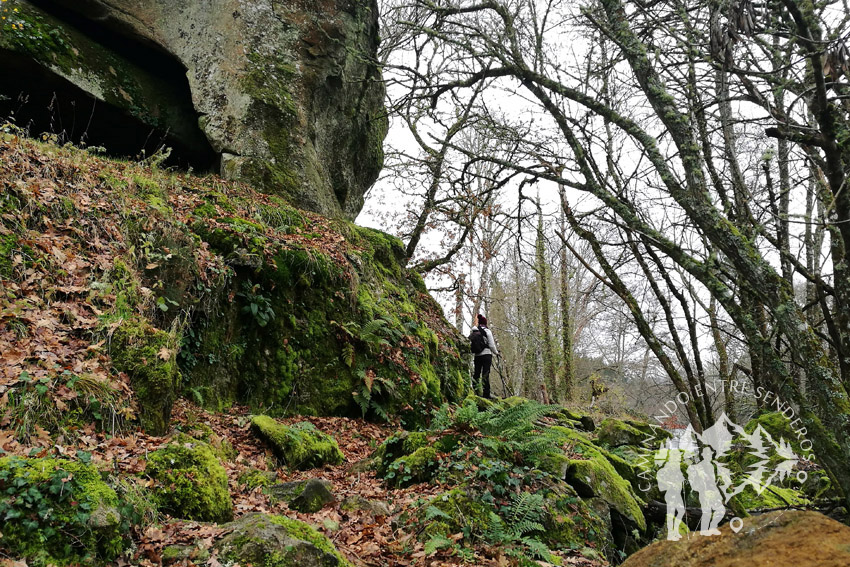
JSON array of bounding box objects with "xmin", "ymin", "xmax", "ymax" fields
[
  {"xmin": 734, "ymin": 484, "xmax": 809, "ymax": 511},
  {"xmin": 239, "ymin": 468, "xmax": 278, "ymax": 491},
  {"xmin": 541, "ymin": 481, "xmax": 613, "ymax": 553},
  {"xmin": 374, "ymin": 429, "xmax": 458, "ymax": 487},
  {"xmin": 215, "ymin": 513, "xmax": 352, "ymax": 567},
  {"xmin": 251, "ymin": 416, "xmax": 344, "ymax": 470},
  {"xmin": 268, "ymin": 479, "xmax": 335, "ymax": 513},
  {"xmin": 0, "ymin": 456, "xmax": 126, "ymax": 565},
  {"xmin": 109, "ymin": 316, "xmax": 179, "ymax": 436},
  {"xmin": 146, "ymin": 437, "xmax": 233, "ymax": 523},
  {"xmin": 743, "ymin": 411, "xmax": 807, "ymax": 455},
  {"xmin": 385, "ymin": 446, "xmax": 439, "ymax": 487},
  {"xmin": 340, "ymin": 495, "xmax": 392, "ymax": 517},
  {"xmin": 597, "ymin": 418, "xmax": 652, "ymax": 448},
  {"xmin": 424, "ymin": 488, "xmax": 496, "ymax": 538},
  {"xmin": 542, "ymin": 426, "xmax": 646, "ymax": 531},
  {"xmin": 161, "ymin": 543, "xmax": 211, "ymax": 565},
  {"xmin": 565, "ymin": 456, "xmax": 647, "ymax": 531},
  {"xmin": 549, "ymin": 407, "xmax": 596, "ymax": 431},
  {"xmin": 183, "ymin": 217, "xmax": 468, "ymax": 425},
  {"xmin": 375, "ymin": 430, "xmax": 431, "ymax": 476}
]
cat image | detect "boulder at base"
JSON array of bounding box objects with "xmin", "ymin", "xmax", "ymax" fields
[
  {"xmin": 251, "ymin": 416, "xmax": 344, "ymax": 470},
  {"xmin": 145, "ymin": 437, "xmax": 233, "ymax": 523},
  {"xmin": 269, "ymin": 479, "xmax": 335, "ymax": 513},
  {"xmin": 622, "ymin": 510, "xmax": 850, "ymax": 567},
  {"xmin": 215, "ymin": 513, "xmax": 351, "ymax": 567}
]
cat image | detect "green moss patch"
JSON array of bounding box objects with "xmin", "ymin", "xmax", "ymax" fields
[
  {"xmin": 109, "ymin": 317, "xmax": 179, "ymax": 436},
  {"xmin": 146, "ymin": 437, "xmax": 233, "ymax": 523},
  {"xmin": 385, "ymin": 446, "xmax": 439, "ymax": 488},
  {"xmin": 565, "ymin": 455, "xmax": 646, "ymax": 531},
  {"xmin": 239, "ymin": 468, "xmax": 278, "ymax": 491},
  {"xmin": 0, "ymin": 456, "xmax": 127, "ymax": 565},
  {"xmin": 251, "ymin": 416, "xmax": 344, "ymax": 470},
  {"xmin": 597, "ymin": 418, "xmax": 651, "ymax": 447},
  {"xmin": 735, "ymin": 484, "xmax": 809, "ymax": 511}
]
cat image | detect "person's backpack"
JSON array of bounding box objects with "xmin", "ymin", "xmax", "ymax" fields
[{"xmin": 469, "ymin": 328, "xmax": 489, "ymax": 354}]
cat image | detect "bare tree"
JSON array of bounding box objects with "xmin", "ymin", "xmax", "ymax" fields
[{"xmin": 381, "ymin": 0, "xmax": 850, "ymax": 505}]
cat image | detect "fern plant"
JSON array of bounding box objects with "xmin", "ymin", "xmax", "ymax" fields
[
  {"xmin": 353, "ymin": 370, "xmax": 398, "ymax": 421},
  {"xmin": 360, "ymin": 318, "xmax": 392, "ymax": 351},
  {"xmin": 482, "ymin": 491, "xmax": 552, "ymax": 561}
]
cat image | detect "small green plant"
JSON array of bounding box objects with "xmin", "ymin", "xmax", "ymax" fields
[{"xmin": 237, "ymin": 281, "xmax": 275, "ymax": 327}]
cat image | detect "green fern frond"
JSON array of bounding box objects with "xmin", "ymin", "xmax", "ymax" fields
[
  {"xmin": 425, "ymin": 505, "xmax": 453, "ymax": 521},
  {"xmin": 342, "ymin": 343, "xmax": 355, "ymax": 368},
  {"xmin": 520, "ymin": 536, "xmax": 553, "ymax": 560},
  {"xmin": 424, "ymin": 535, "xmax": 452, "ymax": 554}
]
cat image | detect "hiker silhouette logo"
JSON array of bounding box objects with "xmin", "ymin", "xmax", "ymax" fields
[{"xmin": 654, "ymin": 412, "xmax": 805, "ymax": 540}]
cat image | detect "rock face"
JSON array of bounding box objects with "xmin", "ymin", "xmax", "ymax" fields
[
  {"xmin": 622, "ymin": 510, "xmax": 850, "ymax": 567},
  {"xmin": 1, "ymin": 0, "xmax": 386, "ymax": 218}
]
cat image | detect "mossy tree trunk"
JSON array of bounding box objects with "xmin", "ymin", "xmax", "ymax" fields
[
  {"xmin": 557, "ymin": 205, "xmax": 574, "ymax": 402},
  {"xmin": 709, "ymin": 296, "xmax": 735, "ymax": 422},
  {"xmin": 535, "ymin": 202, "xmax": 556, "ymax": 404}
]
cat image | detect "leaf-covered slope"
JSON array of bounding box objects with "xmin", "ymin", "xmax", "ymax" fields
[{"xmin": 0, "ymin": 134, "xmax": 466, "ymax": 437}]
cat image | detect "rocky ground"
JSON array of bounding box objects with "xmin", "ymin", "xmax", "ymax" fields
[{"xmin": 0, "ymin": 397, "xmax": 610, "ymax": 567}]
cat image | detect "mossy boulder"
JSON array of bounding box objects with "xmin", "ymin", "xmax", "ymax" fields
[
  {"xmin": 744, "ymin": 411, "xmax": 808, "ymax": 455},
  {"xmin": 541, "ymin": 481, "xmax": 613, "ymax": 553},
  {"xmin": 215, "ymin": 513, "xmax": 352, "ymax": 567},
  {"xmin": 269, "ymin": 479, "xmax": 335, "ymax": 513},
  {"xmin": 146, "ymin": 437, "xmax": 233, "ymax": 523},
  {"xmin": 251, "ymin": 416, "xmax": 344, "ymax": 470},
  {"xmin": 184, "ymin": 220, "xmax": 468, "ymax": 426},
  {"xmin": 375, "ymin": 430, "xmax": 430, "ymax": 476},
  {"xmin": 109, "ymin": 316, "xmax": 179, "ymax": 436},
  {"xmin": 0, "ymin": 456, "xmax": 126, "ymax": 564},
  {"xmin": 597, "ymin": 418, "xmax": 652, "ymax": 448},
  {"xmin": 340, "ymin": 495, "xmax": 392, "ymax": 517},
  {"xmin": 385, "ymin": 446, "xmax": 439, "ymax": 487},
  {"xmin": 734, "ymin": 484, "xmax": 809, "ymax": 511},
  {"xmin": 565, "ymin": 456, "xmax": 646, "ymax": 531},
  {"xmin": 540, "ymin": 427, "xmax": 645, "ymax": 531},
  {"xmin": 375, "ymin": 429, "xmax": 449, "ymax": 487},
  {"xmin": 549, "ymin": 407, "xmax": 596, "ymax": 432},
  {"xmin": 423, "ymin": 488, "xmax": 495, "ymax": 538},
  {"xmin": 239, "ymin": 468, "xmax": 278, "ymax": 491}
]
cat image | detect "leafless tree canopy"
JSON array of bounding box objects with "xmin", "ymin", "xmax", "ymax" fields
[{"xmin": 372, "ymin": 0, "xmax": 850, "ymax": 508}]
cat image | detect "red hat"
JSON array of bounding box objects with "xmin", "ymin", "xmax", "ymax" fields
[{"xmin": 478, "ymin": 314, "xmax": 488, "ymax": 327}]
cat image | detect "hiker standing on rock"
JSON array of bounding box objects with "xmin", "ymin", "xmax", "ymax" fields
[{"xmin": 469, "ymin": 314, "xmax": 499, "ymax": 399}]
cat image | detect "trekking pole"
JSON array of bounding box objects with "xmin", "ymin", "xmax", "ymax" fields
[{"xmin": 495, "ymin": 356, "xmax": 514, "ymax": 398}]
